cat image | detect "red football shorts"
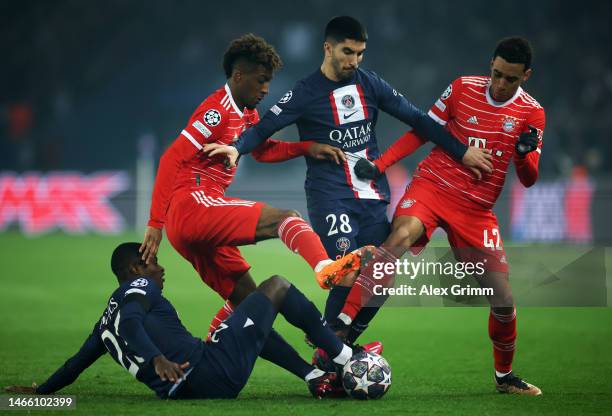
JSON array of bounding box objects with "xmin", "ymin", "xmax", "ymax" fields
[
  {"xmin": 165, "ymin": 190, "xmax": 265, "ymax": 299},
  {"xmin": 393, "ymin": 178, "xmax": 509, "ymax": 273}
]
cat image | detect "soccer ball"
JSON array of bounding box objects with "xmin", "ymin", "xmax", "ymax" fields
[{"xmin": 342, "ymin": 351, "xmax": 392, "ymax": 399}]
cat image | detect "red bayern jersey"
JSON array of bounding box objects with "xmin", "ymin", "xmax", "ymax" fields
[
  {"xmin": 148, "ymin": 84, "xmax": 259, "ymax": 229},
  {"xmin": 414, "ymin": 76, "xmax": 546, "ymax": 209}
]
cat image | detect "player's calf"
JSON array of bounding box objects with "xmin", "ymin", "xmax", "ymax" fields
[
  {"xmin": 337, "ymin": 246, "xmax": 395, "ymax": 325},
  {"xmin": 207, "ymin": 273, "xmax": 258, "ymax": 341},
  {"xmin": 260, "ymin": 208, "xmax": 338, "ymax": 279}
]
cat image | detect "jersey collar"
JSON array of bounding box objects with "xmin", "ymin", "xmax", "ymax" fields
[
  {"xmin": 224, "ymin": 83, "xmax": 244, "ymax": 118},
  {"xmin": 317, "ymin": 68, "xmax": 358, "ymax": 86},
  {"xmin": 485, "ymin": 79, "xmax": 523, "ymax": 107}
]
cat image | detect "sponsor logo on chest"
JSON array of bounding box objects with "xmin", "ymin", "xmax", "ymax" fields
[{"xmin": 329, "ymin": 122, "xmax": 373, "ymax": 149}]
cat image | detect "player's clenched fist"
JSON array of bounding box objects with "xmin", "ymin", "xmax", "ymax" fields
[
  {"xmin": 462, "ymin": 147, "xmax": 493, "ymax": 180},
  {"xmin": 515, "ymin": 125, "xmax": 539, "ymax": 157},
  {"xmin": 354, "ymin": 157, "xmax": 380, "ymax": 180},
  {"xmin": 140, "ymin": 226, "xmax": 162, "ymax": 265},
  {"xmin": 203, "ymin": 143, "xmax": 239, "ymax": 168}
]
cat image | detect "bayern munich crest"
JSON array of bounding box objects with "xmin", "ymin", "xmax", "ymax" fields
[
  {"xmin": 204, "ymin": 109, "xmax": 222, "ymax": 126},
  {"xmin": 341, "ymin": 94, "xmax": 355, "ymax": 109},
  {"xmin": 279, "ymin": 90, "xmax": 293, "ymax": 104},
  {"xmin": 336, "ymin": 236, "xmax": 351, "ymax": 251},
  {"xmin": 501, "ymin": 116, "xmax": 517, "ymax": 133},
  {"xmin": 400, "ymin": 199, "xmax": 415, "ymax": 209}
]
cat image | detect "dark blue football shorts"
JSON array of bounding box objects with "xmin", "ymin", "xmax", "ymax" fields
[
  {"xmin": 307, "ymin": 197, "xmax": 390, "ymax": 259},
  {"xmin": 173, "ymin": 292, "xmax": 276, "ymax": 399}
]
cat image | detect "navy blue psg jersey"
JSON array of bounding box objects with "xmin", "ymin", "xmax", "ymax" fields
[
  {"xmin": 97, "ymin": 278, "xmax": 205, "ymax": 397},
  {"xmin": 233, "ymin": 68, "xmax": 467, "ymax": 202},
  {"xmin": 36, "ymin": 277, "xmax": 205, "ymax": 398}
]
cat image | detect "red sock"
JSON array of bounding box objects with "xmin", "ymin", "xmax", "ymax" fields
[
  {"xmin": 278, "ymin": 216, "xmax": 328, "ymax": 269},
  {"xmin": 489, "ymin": 308, "xmax": 517, "ymax": 373},
  {"xmin": 338, "ymin": 246, "xmax": 397, "ymax": 324},
  {"xmin": 206, "ymin": 300, "xmax": 234, "ymax": 341}
]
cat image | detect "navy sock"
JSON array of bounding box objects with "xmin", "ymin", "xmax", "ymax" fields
[
  {"xmin": 259, "ymin": 329, "xmax": 312, "ymax": 379},
  {"xmin": 324, "ymin": 286, "xmax": 351, "ymax": 323},
  {"xmin": 347, "ymin": 306, "xmax": 381, "ymax": 343},
  {"xmin": 280, "ymin": 285, "xmax": 344, "ymax": 357}
]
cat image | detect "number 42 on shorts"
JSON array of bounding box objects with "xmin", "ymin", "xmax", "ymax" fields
[{"xmin": 483, "ymin": 228, "xmax": 502, "ymax": 251}]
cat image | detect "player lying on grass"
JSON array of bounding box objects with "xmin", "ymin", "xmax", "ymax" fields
[
  {"xmin": 204, "ymin": 16, "xmax": 494, "ymax": 347},
  {"xmin": 334, "ymin": 37, "xmax": 544, "ymax": 396},
  {"xmin": 4, "ymin": 243, "xmax": 362, "ymax": 399},
  {"xmin": 138, "ymin": 33, "xmax": 363, "ymax": 383}
]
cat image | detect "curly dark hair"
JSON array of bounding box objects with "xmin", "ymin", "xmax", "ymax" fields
[{"xmin": 223, "ymin": 34, "xmax": 283, "ymax": 79}]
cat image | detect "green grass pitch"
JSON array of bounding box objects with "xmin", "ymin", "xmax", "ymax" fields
[{"xmin": 1, "ymin": 232, "xmax": 611, "ymax": 415}]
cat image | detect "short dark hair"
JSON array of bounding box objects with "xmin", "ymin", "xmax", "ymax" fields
[
  {"xmin": 493, "ymin": 37, "xmax": 533, "ymax": 70},
  {"xmin": 111, "ymin": 242, "xmax": 142, "ymax": 282},
  {"xmin": 222, "ymin": 33, "xmax": 283, "ymax": 79},
  {"xmin": 325, "ymin": 16, "xmax": 368, "ymax": 43}
]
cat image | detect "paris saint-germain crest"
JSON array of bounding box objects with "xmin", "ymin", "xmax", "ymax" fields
[
  {"xmin": 341, "ymin": 94, "xmax": 355, "ymax": 109},
  {"xmin": 336, "ymin": 237, "xmax": 351, "ymax": 251}
]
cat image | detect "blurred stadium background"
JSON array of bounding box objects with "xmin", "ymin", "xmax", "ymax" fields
[
  {"xmin": 1, "ymin": 0, "xmax": 611, "ymax": 243},
  {"xmin": 2, "ymin": 1, "xmax": 612, "ymax": 413}
]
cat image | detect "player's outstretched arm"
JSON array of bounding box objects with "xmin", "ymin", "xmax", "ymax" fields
[
  {"xmin": 148, "ymin": 106, "xmax": 229, "ymax": 236},
  {"xmin": 251, "ymin": 139, "xmax": 313, "ymax": 163},
  {"xmin": 354, "ymin": 129, "xmax": 493, "ymax": 180},
  {"xmin": 374, "ymin": 73, "xmax": 492, "ymax": 176},
  {"xmin": 374, "ymin": 131, "xmax": 427, "ymax": 173},
  {"xmin": 252, "ymin": 140, "xmax": 346, "ymax": 165},
  {"xmin": 14, "ymin": 328, "xmax": 107, "ymax": 394},
  {"xmin": 233, "ymin": 83, "xmax": 309, "ymax": 156},
  {"xmin": 353, "ymin": 131, "xmax": 427, "ymax": 179}
]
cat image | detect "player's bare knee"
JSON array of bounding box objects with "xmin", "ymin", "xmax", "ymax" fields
[
  {"xmin": 257, "ymin": 275, "xmax": 290, "ymax": 309},
  {"xmin": 256, "ymin": 207, "xmax": 301, "ymax": 240},
  {"xmin": 276, "ymin": 209, "xmax": 301, "ymax": 222},
  {"xmin": 481, "ymin": 271, "xmax": 513, "ymax": 308},
  {"xmin": 388, "ymin": 225, "xmax": 415, "ymax": 249},
  {"xmin": 489, "ymin": 291, "xmax": 514, "ymax": 309},
  {"xmin": 288, "ymin": 209, "xmax": 302, "ymax": 219}
]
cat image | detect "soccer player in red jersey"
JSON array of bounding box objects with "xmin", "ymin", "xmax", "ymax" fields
[
  {"xmin": 138, "ymin": 34, "xmax": 360, "ymax": 384},
  {"xmin": 346, "ymin": 37, "xmax": 544, "ymax": 395}
]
